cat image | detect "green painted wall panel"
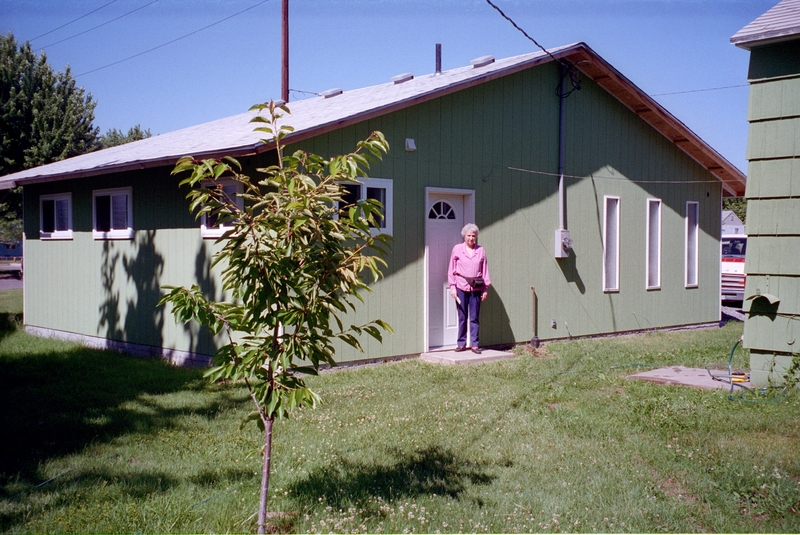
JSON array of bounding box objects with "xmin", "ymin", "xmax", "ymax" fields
[
  {"xmin": 746, "ymin": 117, "xmax": 800, "ymax": 160},
  {"xmin": 747, "ymin": 198, "xmax": 800, "ymax": 235},
  {"xmin": 745, "ymin": 159, "xmax": 800, "ymax": 198},
  {"xmin": 743, "ymin": 314, "xmax": 800, "ymax": 355},
  {"xmin": 743, "ymin": 40, "xmax": 800, "ymax": 385},
  {"xmin": 743, "ymin": 274, "xmax": 800, "ymax": 315},
  {"xmin": 747, "ymin": 76, "xmax": 800, "ymax": 122},
  {"xmin": 748, "ymin": 40, "xmax": 800, "ymax": 81},
  {"xmin": 749, "ymin": 350, "xmax": 797, "ymax": 388},
  {"xmin": 746, "ymin": 236, "xmax": 800, "ymax": 276}
]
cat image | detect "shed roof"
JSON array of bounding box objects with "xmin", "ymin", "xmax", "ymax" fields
[
  {"xmin": 0, "ymin": 42, "xmax": 746, "ymax": 196},
  {"xmin": 731, "ymin": 0, "xmax": 800, "ymax": 49}
]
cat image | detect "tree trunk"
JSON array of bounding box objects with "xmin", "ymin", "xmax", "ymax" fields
[{"xmin": 257, "ymin": 416, "xmax": 274, "ymax": 534}]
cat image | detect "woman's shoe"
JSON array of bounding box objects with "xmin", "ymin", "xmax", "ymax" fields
[
  {"xmin": 454, "ymin": 346, "xmax": 467, "ymax": 352},
  {"xmin": 471, "ymin": 347, "xmax": 482, "ymax": 354}
]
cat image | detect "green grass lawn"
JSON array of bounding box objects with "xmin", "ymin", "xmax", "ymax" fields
[{"xmin": 1, "ymin": 293, "xmax": 798, "ymax": 533}]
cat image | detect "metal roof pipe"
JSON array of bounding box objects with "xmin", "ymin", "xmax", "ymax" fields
[
  {"xmin": 554, "ymin": 63, "xmax": 571, "ymax": 258},
  {"xmin": 435, "ymin": 43, "xmax": 442, "ymax": 75}
]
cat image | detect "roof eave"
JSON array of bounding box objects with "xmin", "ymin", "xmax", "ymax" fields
[
  {"xmin": 0, "ymin": 142, "xmax": 269, "ymax": 188},
  {"xmin": 731, "ymin": 27, "xmax": 800, "ymax": 50}
]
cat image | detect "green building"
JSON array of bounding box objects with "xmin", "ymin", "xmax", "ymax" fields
[
  {"xmin": 0, "ymin": 43, "xmax": 745, "ymax": 366},
  {"xmin": 732, "ymin": 0, "xmax": 800, "ymax": 386}
]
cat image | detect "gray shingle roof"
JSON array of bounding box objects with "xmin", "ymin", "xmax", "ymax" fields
[
  {"xmin": 731, "ymin": 0, "xmax": 800, "ymax": 49},
  {"xmin": 0, "ymin": 42, "xmax": 746, "ymax": 196}
]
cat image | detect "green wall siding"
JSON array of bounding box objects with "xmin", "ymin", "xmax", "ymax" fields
[
  {"xmin": 742, "ymin": 40, "xmax": 800, "ymax": 387},
  {"xmin": 23, "ymin": 61, "xmax": 723, "ymax": 363}
]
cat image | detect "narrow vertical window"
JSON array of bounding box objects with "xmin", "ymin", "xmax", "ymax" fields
[
  {"xmin": 603, "ymin": 196, "xmax": 620, "ymax": 292},
  {"xmin": 646, "ymin": 198, "xmax": 661, "ymax": 289},
  {"xmin": 685, "ymin": 201, "xmax": 699, "ymax": 287},
  {"xmin": 93, "ymin": 187, "xmax": 133, "ymax": 240},
  {"xmin": 40, "ymin": 193, "xmax": 73, "ymax": 239}
]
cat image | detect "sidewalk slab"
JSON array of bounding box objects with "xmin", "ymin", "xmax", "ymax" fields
[
  {"xmin": 627, "ymin": 366, "xmax": 750, "ymax": 390},
  {"xmin": 420, "ymin": 348, "xmax": 516, "ymax": 365}
]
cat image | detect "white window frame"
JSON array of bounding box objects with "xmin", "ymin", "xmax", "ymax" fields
[
  {"xmin": 201, "ymin": 180, "xmax": 244, "ymax": 239},
  {"xmin": 93, "ymin": 187, "xmax": 133, "ymax": 240},
  {"xmin": 603, "ymin": 196, "xmax": 620, "ymax": 292},
  {"xmin": 685, "ymin": 201, "xmax": 699, "ymax": 288},
  {"xmin": 646, "ymin": 198, "xmax": 662, "ymax": 290},
  {"xmin": 337, "ymin": 178, "xmax": 393, "ymax": 236},
  {"xmin": 40, "ymin": 192, "xmax": 73, "ymax": 240}
]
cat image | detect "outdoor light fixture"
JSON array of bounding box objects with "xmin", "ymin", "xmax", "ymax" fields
[{"xmin": 405, "ymin": 138, "xmax": 417, "ymax": 151}]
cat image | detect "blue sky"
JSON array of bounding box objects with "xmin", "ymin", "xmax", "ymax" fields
[{"xmin": 1, "ymin": 0, "xmax": 777, "ymax": 174}]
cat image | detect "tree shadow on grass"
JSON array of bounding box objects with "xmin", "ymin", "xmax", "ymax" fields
[
  {"xmin": 288, "ymin": 445, "xmax": 495, "ymax": 510},
  {"xmin": 0, "ymin": 345, "xmax": 248, "ymax": 495}
]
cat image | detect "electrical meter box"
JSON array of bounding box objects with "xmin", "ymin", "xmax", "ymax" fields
[{"xmin": 555, "ymin": 229, "xmax": 572, "ymax": 258}]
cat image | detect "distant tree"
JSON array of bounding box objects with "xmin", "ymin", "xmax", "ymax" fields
[
  {"xmin": 723, "ymin": 197, "xmax": 747, "ymax": 225},
  {"xmin": 98, "ymin": 125, "xmax": 152, "ymax": 149},
  {"xmin": 0, "ymin": 32, "xmax": 99, "ymax": 243},
  {"xmin": 160, "ymin": 102, "xmax": 391, "ymax": 533}
]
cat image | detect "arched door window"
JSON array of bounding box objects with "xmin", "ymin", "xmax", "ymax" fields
[{"xmin": 428, "ymin": 201, "xmax": 456, "ymax": 220}]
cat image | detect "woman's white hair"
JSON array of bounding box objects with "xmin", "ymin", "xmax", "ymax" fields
[{"xmin": 461, "ymin": 223, "xmax": 479, "ymax": 237}]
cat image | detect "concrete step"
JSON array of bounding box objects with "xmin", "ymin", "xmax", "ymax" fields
[{"xmin": 420, "ymin": 348, "xmax": 516, "ymax": 365}]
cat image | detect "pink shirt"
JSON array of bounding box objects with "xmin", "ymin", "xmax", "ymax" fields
[{"xmin": 448, "ymin": 242, "xmax": 491, "ymax": 292}]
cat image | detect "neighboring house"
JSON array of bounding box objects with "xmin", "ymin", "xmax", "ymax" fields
[
  {"xmin": 721, "ymin": 210, "xmax": 745, "ymax": 235},
  {"xmin": 732, "ymin": 0, "xmax": 800, "ymax": 387},
  {"xmin": 0, "ymin": 42, "xmax": 746, "ymax": 366},
  {"xmin": 0, "ymin": 241, "xmax": 22, "ymax": 258}
]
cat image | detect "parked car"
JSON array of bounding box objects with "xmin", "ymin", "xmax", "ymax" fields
[{"xmin": 721, "ymin": 234, "xmax": 746, "ymax": 302}]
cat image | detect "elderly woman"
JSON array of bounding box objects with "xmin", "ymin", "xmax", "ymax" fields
[{"xmin": 448, "ymin": 223, "xmax": 491, "ymax": 353}]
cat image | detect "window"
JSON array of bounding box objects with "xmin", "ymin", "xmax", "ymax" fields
[
  {"xmin": 201, "ymin": 180, "xmax": 244, "ymax": 238},
  {"xmin": 338, "ymin": 178, "xmax": 393, "ymax": 235},
  {"xmin": 603, "ymin": 196, "xmax": 620, "ymax": 292},
  {"xmin": 646, "ymin": 198, "xmax": 661, "ymax": 289},
  {"xmin": 428, "ymin": 201, "xmax": 456, "ymax": 220},
  {"xmin": 685, "ymin": 201, "xmax": 699, "ymax": 287},
  {"xmin": 40, "ymin": 193, "xmax": 73, "ymax": 239},
  {"xmin": 93, "ymin": 187, "xmax": 133, "ymax": 240}
]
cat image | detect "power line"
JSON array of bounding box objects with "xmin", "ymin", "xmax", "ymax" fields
[
  {"xmin": 652, "ymin": 84, "xmax": 749, "ymax": 96},
  {"xmin": 484, "ymin": 0, "xmax": 580, "ymax": 97},
  {"xmin": 37, "ymin": 0, "xmax": 160, "ymax": 52},
  {"xmin": 76, "ymin": 0, "xmax": 271, "ymax": 77},
  {"xmin": 30, "ymin": 0, "xmax": 121, "ymax": 42},
  {"xmin": 484, "ymin": 0, "xmax": 561, "ymax": 65}
]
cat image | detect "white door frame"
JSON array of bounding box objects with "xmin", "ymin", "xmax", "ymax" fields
[{"xmin": 424, "ymin": 187, "xmax": 475, "ymax": 351}]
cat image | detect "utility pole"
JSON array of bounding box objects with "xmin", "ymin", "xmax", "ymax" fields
[{"xmin": 281, "ymin": 0, "xmax": 289, "ymax": 102}]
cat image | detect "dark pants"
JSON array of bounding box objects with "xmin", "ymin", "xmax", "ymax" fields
[{"xmin": 456, "ymin": 288, "xmax": 482, "ymax": 348}]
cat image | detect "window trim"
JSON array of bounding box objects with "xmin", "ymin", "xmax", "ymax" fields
[
  {"xmin": 337, "ymin": 178, "xmax": 393, "ymax": 236},
  {"xmin": 685, "ymin": 200, "xmax": 699, "ymax": 288},
  {"xmin": 603, "ymin": 195, "xmax": 620, "ymax": 293},
  {"xmin": 93, "ymin": 187, "xmax": 133, "ymax": 240},
  {"xmin": 200, "ymin": 180, "xmax": 244, "ymax": 239},
  {"xmin": 40, "ymin": 192, "xmax": 73, "ymax": 240},
  {"xmin": 646, "ymin": 198, "xmax": 662, "ymax": 290}
]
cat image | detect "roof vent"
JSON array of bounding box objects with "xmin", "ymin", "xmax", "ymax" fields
[
  {"xmin": 470, "ymin": 55, "xmax": 495, "ymax": 68},
  {"xmin": 320, "ymin": 88, "xmax": 343, "ymax": 98},
  {"xmin": 391, "ymin": 72, "xmax": 414, "ymax": 84},
  {"xmin": 273, "ymin": 99, "xmax": 286, "ymax": 107}
]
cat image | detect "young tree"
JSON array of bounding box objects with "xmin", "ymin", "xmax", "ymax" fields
[{"xmin": 159, "ymin": 102, "xmax": 392, "ymax": 533}]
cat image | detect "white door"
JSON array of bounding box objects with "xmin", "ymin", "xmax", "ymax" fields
[{"xmin": 426, "ymin": 190, "xmax": 472, "ymax": 349}]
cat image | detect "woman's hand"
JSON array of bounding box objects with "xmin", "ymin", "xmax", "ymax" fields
[
  {"xmin": 450, "ymin": 287, "xmax": 457, "ymax": 299},
  {"xmin": 481, "ymin": 291, "xmax": 488, "ymax": 301}
]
